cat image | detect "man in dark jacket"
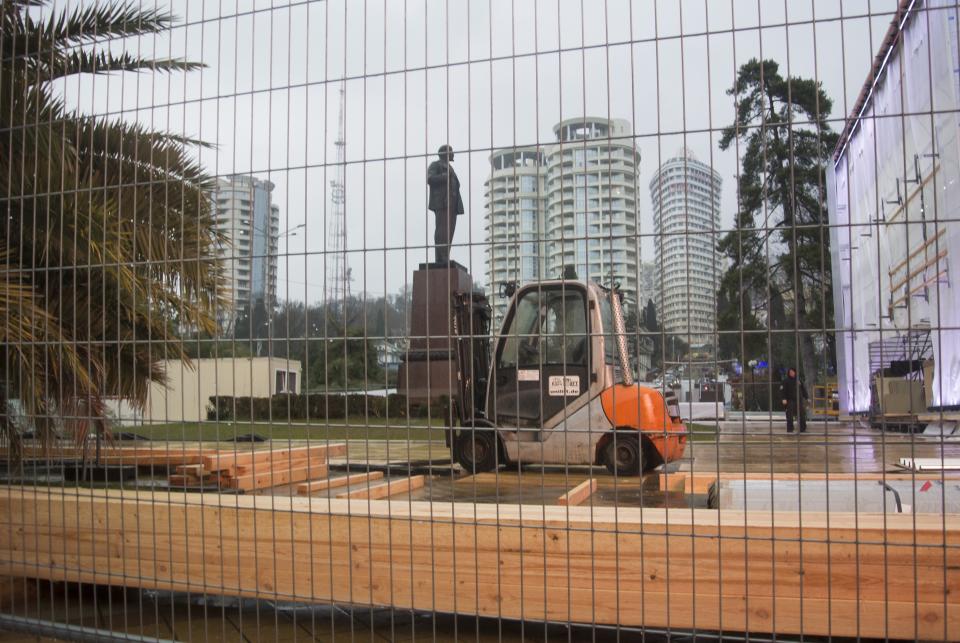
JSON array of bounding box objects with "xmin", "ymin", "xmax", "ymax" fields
[
  {"xmin": 426, "ymin": 144, "xmax": 464, "ymax": 264},
  {"xmin": 780, "ymin": 367, "xmax": 808, "ymax": 433}
]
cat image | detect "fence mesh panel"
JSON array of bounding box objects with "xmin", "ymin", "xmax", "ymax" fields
[{"xmin": 1, "ymin": 0, "xmax": 959, "ymax": 640}]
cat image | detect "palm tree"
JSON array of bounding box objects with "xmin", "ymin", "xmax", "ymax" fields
[{"xmin": 1, "ymin": 1, "xmax": 224, "ymax": 457}]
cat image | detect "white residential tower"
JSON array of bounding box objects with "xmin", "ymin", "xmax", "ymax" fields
[{"xmin": 649, "ymin": 149, "xmax": 723, "ymax": 348}]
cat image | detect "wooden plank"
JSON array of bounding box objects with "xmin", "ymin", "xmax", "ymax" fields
[
  {"xmin": 888, "ymin": 227, "xmax": 946, "ymax": 277},
  {"xmin": 167, "ymin": 474, "xmax": 202, "ymax": 487},
  {"xmin": 2, "ymin": 446, "xmax": 209, "ymax": 467},
  {"xmin": 201, "ymin": 443, "xmax": 346, "ymax": 471},
  {"xmin": 885, "ymin": 162, "xmax": 941, "ymax": 225},
  {"xmin": 683, "ymin": 471, "xmax": 960, "ymax": 495},
  {"xmin": 297, "ymin": 471, "xmax": 384, "ymax": 495},
  {"xmin": 228, "ymin": 463, "xmax": 328, "ymax": 491},
  {"xmin": 556, "ymin": 479, "xmax": 598, "ymax": 506},
  {"xmin": 337, "ymin": 475, "xmax": 426, "ymax": 499},
  {"xmin": 174, "ymin": 464, "xmax": 208, "ymax": 477},
  {"xmin": 888, "ymin": 248, "xmax": 948, "ymax": 292},
  {"xmin": 1, "ymin": 488, "xmax": 958, "ymax": 640},
  {"xmin": 899, "ymin": 458, "xmax": 960, "ymax": 472},
  {"xmin": 658, "ymin": 473, "xmax": 687, "ymax": 494}
]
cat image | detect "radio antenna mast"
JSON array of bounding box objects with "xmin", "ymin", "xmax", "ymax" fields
[{"xmin": 326, "ymin": 84, "xmax": 350, "ymax": 311}]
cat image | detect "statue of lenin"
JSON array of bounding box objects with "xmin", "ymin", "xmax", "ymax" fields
[{"xmin": 426, "ymin": 144, "xmax": 464, "ymax": 264}]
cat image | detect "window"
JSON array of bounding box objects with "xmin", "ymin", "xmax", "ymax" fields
[
  {"xmin": 275, "ymin": 370, "xmax": 297, "ymax": 393},
  {"xmin": 521, "ymin": 210, "xmax": 537, "ymax": 232},
  {"xmin": 498, "ymin": 292, "xmax": 541, "ymax": 368},
  {"xmin": 520, "ymin": 175, "xmax": 537, "ymax": 192},
  {"xmin": 575, "ymin": 188, "xmax": 586, "ymax": 210},
  {"xmin": 499, "ymin": 288, "xmax": 588, "ymax": 368},
  {"xmin": 521, "ymin": 256, "xmax": 538, "ymax": 279}
]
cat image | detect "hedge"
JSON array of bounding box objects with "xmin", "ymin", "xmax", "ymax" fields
[{"xmin": 207, "ymin": 393, "xmax": 450, "ymax": 422}]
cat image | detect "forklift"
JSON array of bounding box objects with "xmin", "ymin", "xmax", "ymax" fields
[{"xmin": 449, "ymin": 279, "xmax": 687, "ymax": 475}]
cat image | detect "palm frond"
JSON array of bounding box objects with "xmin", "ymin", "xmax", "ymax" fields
[
  {"xmin": 0, "ymin": 0, "xmax": 219, "ymax": 466},
  {"xmin": 39, "ymin": 0, "xmax": 176, "ymax": 46},
  {"xmin": 0, "ymin": 254, "xmax": 100, "ymax": 458},
  {"xmin": 39, "ymin": 49, "xmax": 203, "ymax": 82}
]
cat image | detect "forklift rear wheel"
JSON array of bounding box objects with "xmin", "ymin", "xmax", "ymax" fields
[
  {"xmin": 603, "ymin": 434, "xmax": 642, "ymax": 476},
  {"xmin": 455, "ymin": 430, "xmax": 499, "ymax": 473}
]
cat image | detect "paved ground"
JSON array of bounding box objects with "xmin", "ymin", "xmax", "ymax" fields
[
  {"xmin": 682, "ymin": 420, "xmax": 960, "ymax": 474},
  {"xmin": 332, "ymin": 421, "xmax": 960, "ymax": 474}
]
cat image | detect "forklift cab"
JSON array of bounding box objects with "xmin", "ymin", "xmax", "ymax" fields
[
  {"xmin": 491, "ymin": 284, "xmax": 590, "ymax": 428},
  {"xmin": 489, "ymin": 281, "xmax": 614, "ymax": 431}
]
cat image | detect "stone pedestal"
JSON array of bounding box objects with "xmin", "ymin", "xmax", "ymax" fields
[{"xmin": 398, "ymin": 261, "xmax": 473, "ymax": 404}]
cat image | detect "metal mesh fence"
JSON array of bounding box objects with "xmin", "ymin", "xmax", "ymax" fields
[{"xmin": 1, "ymin": 0, "xmax": 959, "ymax": 640}]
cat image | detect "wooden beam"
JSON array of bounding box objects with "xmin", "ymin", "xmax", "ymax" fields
[
  {"xmin": 201, "ymin": 443, "xmax": 346, "ymax": 471},
  {"xmin": 230, "ymin": 463, "xmax": 328, "ymax": 492},
  {"xmin": 297, "ymin": 472, "xmax": 384, "ymax": 495},
  {"xmin": 885, "ymin": 162, "xmax": 941, "ymax": 225},
  {"xmin": 658, "ymin": 473, "xmax": 687, "ymax": 494},
  {"xmin": 682, "ymin": 471, "xmax": 960, "ymax": 495},
  {"xmin": 556, "ymin": 479, "xmax": 598, "ymax": 506},
  {"xmin": 1, "ymin": 488, "xmax": 958, "ymax": 640},
  {"xmin": 2, "ymin": 446, "xmax": 210, "ymax": 467},
  {"xmin": 174, "ymin": 464, "xmax": 208, "ymax": 477},
  {"xmin": 337, "ymin": 475, "xmax": 425, "ymax": 499}
]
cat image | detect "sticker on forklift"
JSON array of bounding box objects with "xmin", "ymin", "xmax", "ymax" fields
[
  {"xmin": 517, "ymin": 369, "xmax": 540, "ymax": 382},
  {"xmin": 548, "ymin": 375, "xmax": 580, "ymax": 397}
]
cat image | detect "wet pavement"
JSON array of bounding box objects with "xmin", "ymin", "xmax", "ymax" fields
[
  {"xmin": 680, "ymin": 420, "xmax": 960, "ymax": 474},
  {"xmin": 330, "ymin": 420, "xmax": 960, "ymax": 475}
]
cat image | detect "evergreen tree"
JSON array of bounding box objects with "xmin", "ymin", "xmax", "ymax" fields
[{"xmin": 718, "ymin": 58, "xmax": 838, "ymax": 380}]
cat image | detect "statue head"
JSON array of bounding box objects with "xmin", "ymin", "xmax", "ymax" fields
[{"xmin": 438, "ymin": 144, "xmax": 454, "ymax": 162}]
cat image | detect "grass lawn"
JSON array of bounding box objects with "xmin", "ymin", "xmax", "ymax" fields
[
  {"xmin": 128, "ymin": 417, "xmax": 446, "ymax": 442},
  {"xmin": 687, "ymin": 422, "xmax": 720, "ymax": 442}
]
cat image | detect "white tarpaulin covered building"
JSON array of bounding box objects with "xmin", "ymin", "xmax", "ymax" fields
[{"xmin": 828, "ymin": 0, "xmax": 960, "ymax": 413}]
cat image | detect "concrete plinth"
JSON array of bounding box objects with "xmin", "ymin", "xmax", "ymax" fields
[{"xmin": 397, "ymin": 261, "xmax": 473, "ymax": 404}]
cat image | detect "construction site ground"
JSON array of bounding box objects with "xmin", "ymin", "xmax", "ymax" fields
[{"xmin": 2, "ymin": 421, "xmax": 960, "ymax": 641}]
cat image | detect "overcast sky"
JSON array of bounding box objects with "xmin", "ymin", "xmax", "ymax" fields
[{"xmin": 60, "ymin": 0, "xmax": 899, "ymax": 303}]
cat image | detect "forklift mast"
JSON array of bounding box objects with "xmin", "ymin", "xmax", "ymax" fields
[{"xmin": 451, "ymin": 291, "xmax": 492, "ymax": 426}]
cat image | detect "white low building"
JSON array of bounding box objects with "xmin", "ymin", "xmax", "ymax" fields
[{"xmin": 137, "ymin": 357, "xmax": 301, "ymax": 424}]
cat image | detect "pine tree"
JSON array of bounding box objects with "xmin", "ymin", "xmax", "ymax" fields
[{"xmin": 718, "ymin": 58, "xmax": 838, "ymax": 380}]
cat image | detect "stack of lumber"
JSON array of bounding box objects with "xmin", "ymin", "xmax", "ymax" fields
[
  {"xmin": 2, "ymin": 445, "xmax": 209, "ymax": 467},
  {"xmin": 0, "ymin": 488, "xmax": 957, "ymax": 640},
  {"xmin": 168, "ymin": 444, "xmax": 346, "ymax": 491}
]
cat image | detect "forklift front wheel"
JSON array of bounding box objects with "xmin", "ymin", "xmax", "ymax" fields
[
  {"xmin": 455, "ymin": 430, "xmax": 499, "ymax": 473},
  {"xmin": 603, "ymin": 433, "xmax": 643, "ymax": 477}
]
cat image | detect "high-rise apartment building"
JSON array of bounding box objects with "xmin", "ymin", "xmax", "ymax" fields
[
  {"xmin": 649, "ymin": 149, "xmax": 722, "ymax": 347},
  {"xmin": 484, "ymin": 118, "xmax": 641, "ymax": 326},
  {"xmin": 212, "ymin": 175, "xmax": 280, "ymax": 330},
  {"xmin": 484, "ymin": 147, "xmax": 546, "ymax": 324}
]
